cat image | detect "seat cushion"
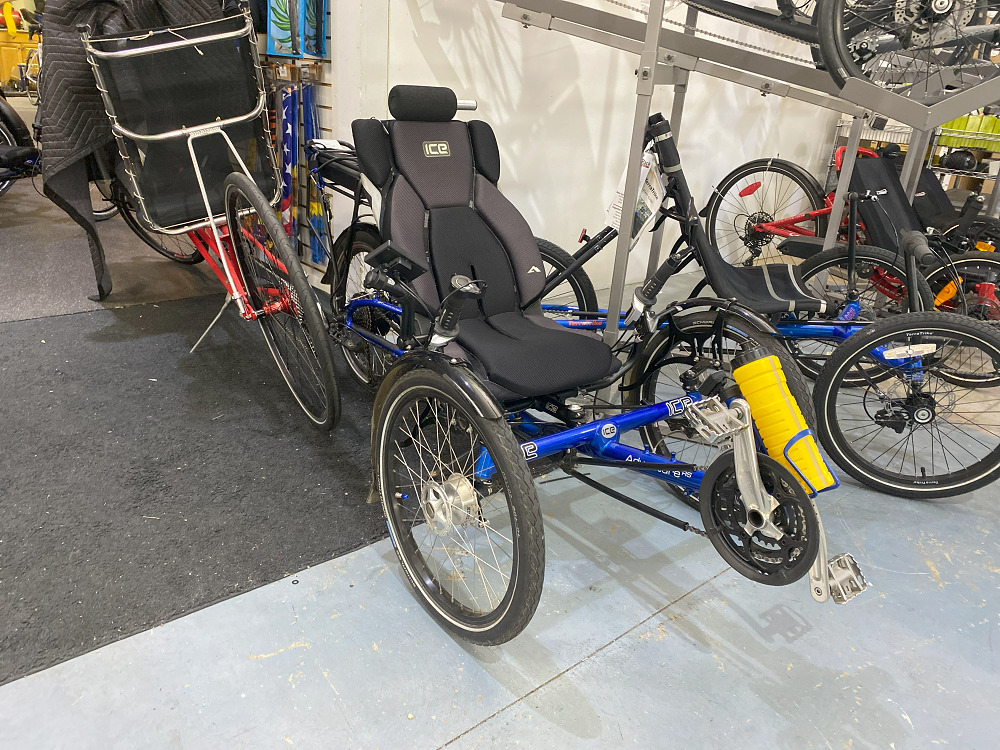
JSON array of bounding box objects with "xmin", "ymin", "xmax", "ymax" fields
[{"xmin": 456, "ymin": 311, "xmax": 618, "ymax": 398}]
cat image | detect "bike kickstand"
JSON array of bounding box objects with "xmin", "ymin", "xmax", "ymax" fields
[{"xmin": 190, "ymin": 294, "xmax": 233, "ymax": 354}]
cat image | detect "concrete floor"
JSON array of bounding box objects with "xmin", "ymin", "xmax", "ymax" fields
[{"xmin": 0, "ymin": 460, "xmax": 997, "ymax": 749}]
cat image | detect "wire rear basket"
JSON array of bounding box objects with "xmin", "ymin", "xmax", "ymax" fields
[{"xmin": 83, "ymin": 14, "xmax": 279, "ymax": 233}]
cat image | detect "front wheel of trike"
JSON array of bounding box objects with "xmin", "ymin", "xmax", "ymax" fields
[
  {"xmin": 374, "ymin": 368, "xmax": 545, "ymax": 645},
  {"xmin": 225, "ymin": 172, "xmax": 341, "ymax": 430}
]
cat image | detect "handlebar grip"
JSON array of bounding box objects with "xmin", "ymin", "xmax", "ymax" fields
[
  {"xmin": 898, "ymin": 229, "xmax": 935, "ymax": 266},
  {"xmin": 648, "ymin": 119, "xmax": 680, "ymax": 172}
]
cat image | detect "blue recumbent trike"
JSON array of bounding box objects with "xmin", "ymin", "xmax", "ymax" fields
[{"xmin": 315, "ymin": 85, "xmax": 868, "ymax": 644}]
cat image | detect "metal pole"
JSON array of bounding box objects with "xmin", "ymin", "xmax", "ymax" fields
[
  {"xmin": 645, "ymin": 5, "xmax": 697, "ymax": 278},
  {"xmin": 823, "ymin": 115, "xmax": 866, "ymax": 251},
  {"xmin": 900, "ymin": 128, "xmax": 932, "ymax": 202},
  {"xmin": 603, "ymin": 0, "xmax": 667, "ymax": 352}
]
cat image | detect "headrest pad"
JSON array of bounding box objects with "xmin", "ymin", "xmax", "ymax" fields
[{"xmin": 388, "ymin": 85, "xmax": 457, "ymax": 122}]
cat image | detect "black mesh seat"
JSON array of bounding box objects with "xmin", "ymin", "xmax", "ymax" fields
[
  {"xmin": 352, "ymin": 86, "xmax": 618, "ymax": 402},
  {"xmin": 699, "ymin": 230, "xmax": 828, "ymax": 315},
  {"xmin": 848, "ymin": 157, "xmax": 926, "ymax": 251}
]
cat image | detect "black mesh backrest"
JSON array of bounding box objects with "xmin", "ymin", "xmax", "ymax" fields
[
  {"xmin": 848, "ymin": 157, "xmax": 924, "ymax": 252},
  {"xmin": 352, "ymin": 97, "xmax": 544, "ymax": 317},
  {"xmin": 912, "ymin": 167, "xmax": 959, "ymax": 228}
]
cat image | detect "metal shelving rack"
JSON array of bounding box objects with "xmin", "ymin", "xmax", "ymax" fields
[{"xmin": 494, "ymin": 0, "xmax": 1000, "ymax": 349}]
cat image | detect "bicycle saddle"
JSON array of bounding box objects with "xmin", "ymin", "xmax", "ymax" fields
[{"xmin": 352, "ymin": 86, "xmax": 618, "ymax": 402}]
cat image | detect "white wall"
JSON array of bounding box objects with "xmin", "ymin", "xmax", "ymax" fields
[{"xmin": 319, "ymin": 0, "xmax": 840, "ymax": 286}]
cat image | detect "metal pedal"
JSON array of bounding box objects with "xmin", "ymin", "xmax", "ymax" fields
[
  {"xmin": 827, "ymin": 553, "xmax": 868, "ymax": 604},
  {"xmin": 685, "ymin": 396, "xmax": 748, "ymax": 442}
]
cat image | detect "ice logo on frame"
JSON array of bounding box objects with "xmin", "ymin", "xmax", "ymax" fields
[{"xmin": 423, "ymin": 141, "xmax": 451, "ymax": 157}]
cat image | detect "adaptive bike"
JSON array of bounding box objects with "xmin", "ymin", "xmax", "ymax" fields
[
  {"xmin": 323, "ymin": 85, "xmax": 868, "ymax": 644},
  {"xmin": 82, "ymin": 13, "xmax": 340, "ymax": 428}
]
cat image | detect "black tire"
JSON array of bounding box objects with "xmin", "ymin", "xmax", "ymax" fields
[
  {"xmin": 793, "ymin": 243, "xmax": 934, "ymax": 378},
  {"xmin": 330, "ymin": 223, "xmax": 393, "ymax": 389},
  {"xmin": 533, "ymin": 237, "xmax": 600, "ymax": 317},
  {"xmin": 924, "ymin": 251, "xmax": 1000, "ymax": 320},
  {"xmin": 704, "ymin": 158, "xmax": 827, "ymax": 267},
  {"xmin": 225, "ymin": 171, "xmax": 340, "ymax": 429},
  {"xmin": 0, "ymin": 120, "xmax": 16, "ymax": 199},
  {"xmin": 90, "ymin": 181, "xmax": 118, "ymax": 222},
  {"xmin": 818, "ymin": 0, "xmax": 998, "ymax": 103},
  {"xmin": 118, "ymin": 195, "xmax": 204, "ymax": 264},
  {"xmin": 622, "ymin": 309, "xmax": 815, "ymax": 509},
  {"xmin": 700, "ymin": 450, "xmax": 819, "ymax": 585},
  {"xmin": 813, "ymin": 311, "xmax": 1000, "ymax": 498},
  {"xmin": 375, "ymin": 368, "xmax": 545, "ymax": 645}
]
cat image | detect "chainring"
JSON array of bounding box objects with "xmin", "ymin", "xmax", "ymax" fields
[{"xmin": 699, "ymin": 450, "xmax": 819, "ymax": 585}]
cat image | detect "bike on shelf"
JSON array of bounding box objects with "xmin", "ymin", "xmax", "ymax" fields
[
  {"xmin": 81, "ymin": 13, "xmax": 340, "ymax": 429},
  {"xmin": 607, "ymin": 0, "xmax": 1000, "ymax": 105},
  {"xmin": 317, "ymin": 84, "xmax": 869, "ymax": 644}
]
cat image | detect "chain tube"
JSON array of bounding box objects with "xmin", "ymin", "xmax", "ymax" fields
[{"xmin": 603, "ymin": 0, "xmax": 817, "ymax": 64}]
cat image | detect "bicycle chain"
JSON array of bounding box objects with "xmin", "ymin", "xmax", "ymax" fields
[{"xmin": 603, "ymin": 0, "xmax": 817, "ymax": 65}]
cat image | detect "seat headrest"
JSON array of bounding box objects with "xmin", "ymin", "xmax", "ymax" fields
[{"xmin": 388, "ymin": 85, "xmax": 457, "ymax": 122}]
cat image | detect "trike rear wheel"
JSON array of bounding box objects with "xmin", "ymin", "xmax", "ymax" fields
[
  {"xmin": 375, "ymin": 368, "xmax": 544, "ymax": 645},
  {"xmin": 225, "ymin": 172, "xmax": 341, "ymax": 430}
]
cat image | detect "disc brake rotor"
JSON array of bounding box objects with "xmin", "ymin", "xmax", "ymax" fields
[{"xmin": 894, "ymin": 0, "xmax": 974, "ymax": 47}]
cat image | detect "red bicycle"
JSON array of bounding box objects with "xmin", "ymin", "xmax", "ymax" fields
[{"xmin": 83, "ymin": 14, "xmax": 340, "ymax": 429}]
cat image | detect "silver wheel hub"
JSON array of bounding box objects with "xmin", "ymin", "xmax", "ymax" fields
[
  {"xmin": 420, "ymin": 473, "xmax": 479, "ymax": 534},
  {"xmin": 912, "ymin": 406, "xmax": 934, "ymax": 424}
]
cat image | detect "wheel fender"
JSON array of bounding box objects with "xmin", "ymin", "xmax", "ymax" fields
[
  {"xmin": 0, "ymin": 94, "xmax": 33, "ymax": 147},
  {"xmin": 367, "ymin": 349, "xmax": 505, "ymax": 504}
]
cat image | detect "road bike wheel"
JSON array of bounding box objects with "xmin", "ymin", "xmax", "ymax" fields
[
  {"xmin": 0, "ymin": 120, "xmax": 16, "ymax": 199},
  {"xmin": 793, "ymin": 243, "xmax": 933, "ymax": 379},
  {"xmin": 622, "ymin": 310, "xmax": 815, "ymax": 509},
  {"xmin": 704, "ymin": 158, "xmax": 827, "ymax": 267},
  {"xmin": 117, "ymin": 195, "xmax": 203, "ymax": 264},
  {"xmin": 375, "ymin": 368, "xmax": 544, "ymax": 645},
  {"xmin": 818, "ymin": 0, "xmax": 999, "ymax": 104},
  {"xmin": 331, "ymin": 223, "xmax": 394, "ymax": 389},
  {"xmin": 534, "ymin": 237, "xmax": 600, "ymax": 317},
  {"xmin": 225, "ymin": 171, "xmax": 341, "ymax": 430},
  {"xmin": 90, "ymin": 180, "xmax": 118, "ymax": 222},
  {"xmin": 24, "ymin": 50, "xmax": 39, "ymax": 105},
  {"xmin": 925, "ymin": 251, "xmax": 1000, "ymax": 319},
  {"xmin": 813, "ymin": 311, "xmax": 1000, "ymax": 498}
]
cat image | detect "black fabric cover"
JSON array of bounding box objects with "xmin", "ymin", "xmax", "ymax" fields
[
  {"xmin": 387, "ymin": 85, "xmax": 457, "ymax": 122},
  {"xmin": 848, "ymin": 157, "xmax": 924, "ymax": 252},
  {"xmin": 352, "ymin": 119, "xmax": 394, "ymax": 188},
  {"xmin": 468, "ymin": 120, "xmax": 500, "ymax": 184},
  {"xmin": 912, "ymin": 167, "xmax": 959, "ymax": 230},
  {"xmin": 39, "ymin": 0, "xmax": 222, "ymax": 299},
  {"xmin": 456, "ymin": 313, "xmax": 617, "ymax": 398}
]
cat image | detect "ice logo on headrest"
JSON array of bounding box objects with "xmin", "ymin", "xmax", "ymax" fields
[{"xmin": 423, "ymin": 141, "xmax": 451, "ymax": 158}]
